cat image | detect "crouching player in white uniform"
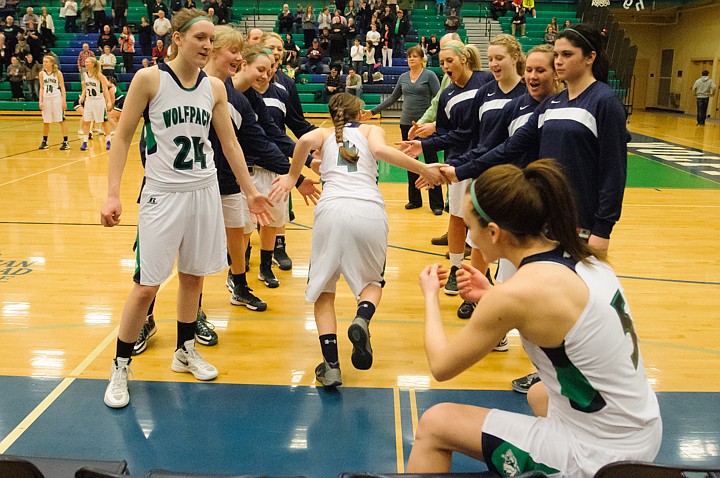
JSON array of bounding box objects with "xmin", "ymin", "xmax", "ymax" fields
[
  {"xmin": 100, "ymin": 9, "xmax": 272, "ymax": 409},
  {"xmin": 271, "ymin": 93, "xmax": 444, "ymax": 387},
  {"xmin": 412, "ymin": 159, "xmax": 662, "ymax": 477}
]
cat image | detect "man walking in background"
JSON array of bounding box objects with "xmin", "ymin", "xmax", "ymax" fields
[{"xmin": 692, "ymin": 69, "xmax": 717, "ymax": 126}]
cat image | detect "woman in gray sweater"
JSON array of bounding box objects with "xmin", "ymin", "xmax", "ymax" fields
[
  {"xmin": 302, "ymin": 5, "xmax": 316, "ymax": 48},
  {"xmin": 363, "ymin": 45, "xmax": 443, "ymax": 214}
]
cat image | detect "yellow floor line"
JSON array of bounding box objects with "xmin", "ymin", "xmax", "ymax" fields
[
  {"xmin": 409, "ymin": 388, "xmax": 419, "ymax": 438},
  {"xmin": 0, "ymin": 269, "xmax": 176, "ymax": 453},
  {"xmin": 393, "ymin": 387, "xmax": 405, "ymax": 473}
]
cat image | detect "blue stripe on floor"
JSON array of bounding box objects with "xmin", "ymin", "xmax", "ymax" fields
[{"xmin": 0, "ymin": 376, "xmax": 61, "ymax": 439}]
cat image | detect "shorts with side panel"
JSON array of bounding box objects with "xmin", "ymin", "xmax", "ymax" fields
[
  {"xmin": 481, "ymin": 408, "xmax": 662, "ymax": 478},
  {"xmin": 42, "ymin": 95, "xmax": 65, "ymax": 123},
  {"xmin": 83, "ymin": 98, "xmax": 106, "ymax": 123},
  {"xmin": 242, "ymin": 166, "xmax": 290, "ymax": 233},
  {"xmin": 221, "ymin": 192, "xmax": 246, "ymax": 229},
  {"xmin": 134, "ymin": 181, "xmax": 227, "ymax": 285},
  {"xmin": 305, "ymin": 197, "xmax": 387, "ymax": 302}
]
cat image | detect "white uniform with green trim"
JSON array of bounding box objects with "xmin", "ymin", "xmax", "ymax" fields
[
  {"xmin": 134, "ymin": 63, "xmax": 226, "ymax": 286},
  {"xmin": 83, "ymin": 72, "xmax": 107, "ymax": 122},
  {"xmin": 305, "ymin": 124, "xmax": 388, "ymax": 302},
  {"xmin": 41, "ymin": 71, "xmax": 64, "ymax": 123},
  {"xmin": 481, "ymin": 250, "xmax": 662, "ymax": 477}
]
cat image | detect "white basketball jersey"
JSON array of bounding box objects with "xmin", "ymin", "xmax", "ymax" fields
[
  {"xmin": 142, "ymin": 64, "xmax": 216, "ymax": 187},
  {"xmin": 84, "ymin": 72, "xmax": 103, "ymax": 100},
  {"xmin": 42, "ymin": 71, "xmax": 61, "ymax": 98},
  {"xmin": 522, "ymin": 256, "xmax": 661, "ymax": 440},
  {"xmin": 319, "ymin": 124, "xmax": 383, "ymax": 206}
]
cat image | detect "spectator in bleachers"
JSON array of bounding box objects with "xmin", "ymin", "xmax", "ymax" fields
[
  {"xmin": 302, "ymin": 5, "xmax": 315, "ymax": 48},
  {"xmin": 151, "ymin": 37, "xmax": 165, "ymax": 63},
  {"xmin": 169, "ymin": 0, "xmax": 183, "ymax": 13},
  {"xmin": 38, "ymin": 7, "xmax": 55, "ymax": 48},
  {"xmin": 22, "ymin": 51, "xmax": 40, "ymax": 99},
  {"xmin": 140, "ymin": 56, "xmax": 149, "ymax": 67},
  {"xmin": 544, "ymin": 17, "xmax": 557, "ymax": 44},
  {"xmin": 111, "ymin": 0, "xmax": 127, "ymax": 28},
  {"xmin": 319, "ymin": 64, "xmax": 343, "ymax": 102},
  {"xmin": 0, "ymin": 32, "xmax": 6, "ymax": 79},
  {"xmin": 63, "ymin": 0, "xmax": 78, "ymax": 32},
  {"xmin": 291, "ymin": 3, "xmax": 302, "ymax": 33},
  {"xmin": 79, "ymin": 0, "xmax": 92, "ymax": 32},
  {"xmin": 3, "ymin": 16, "xmax": 21, "ymax": 53},
  {"xmin": 426, "ymin": 33, "xmax": 439, "ymax": 66},
  {"xmin": 91, "ymin": 0, "xmax": 106, "ymax": 33},
  {"xmin": 380, "ymin": 23, "xmax": 392, "ymax": 66},
  {"xmin": 318, "ymin": 26, "xmax": 330, "ymax": 51},
  {"xmin": 346, "ymin": 17, "xmax": 356, "ymax": 49},
  {"xmin": 328, "ymin": 17, "xmax": 347, "ymax": 66},
  {"xmin": 151, "ymin": 0, "xmax": 169, "ymax": 19},
  {"xmin": 350, "ymin": 37, "xmax": 363, "ymax": 73},
  {"xmin": 491, "ymin": 0, "xmax": 506, "ymax": 20},
  {"xmin": 278, "ymin": 4, "xmax": 294, "ymax": 34},
  {"xmin": 21, "ymin": 7, "xmax": 39, "ymax": 28},
  {"xmin": 398, "ymin": 0, "xmax": 413, "ymax": 20},
  {"xmin": 153, "ymin": 9, "xmax": 171, "ymax": 44},
  {"xmin": 13, "ymin": 32, "xmax": 29, "ymax": 56},
  {"xmin": 118, "ymin": 24, "xmax": 133, "ymax": 71},
  {"xmin": 346, "ymin": 0, "xmax": 356, "ymax": 21},
  {"xmin": 137, "ymin": 16, "xmax": 152, "ymax": 55},
  {"xmin": 318, "ymin": 5, "xmax": 331, "ymax": 31},
  {"xmin": 183, "ymin": 0, "xmax": 196, "ymax": 8},
  {"xmin": 304, "ymin": 37, "xmax": 324, "ymax": 73},
  {"xmin": 345, "ymin": 66, "xmax": 362, "ymax": 96},
  {"xmin": 355, "ymin": 0, "xmax": 367, "ymax": 35},
  {"xmin": 335, "ymin": 0, "xmax": 345, "ymax": 15},
  {"xmin": 99, "ymin": 44, "xmax": 116, "ymax": 77},
  {"xmin": 446, "ymin": 0, "xmax": 461, "ymax": 17},
  {"xmin": 77, "ymin": 42, "xmax": 93, "ymax": 74},
  {"xmin": 7, "ymin": 55, "xmax": 23, "ymax": 100},
  {"xmin": 444, "ymin": 8, "xmax": 459, "ymax": 33},
  {"xmin": 283, "ymin": 32, "xmax": 298, "ymax": 66},
  {"xmin": 511, "ymin": 7, "xmax": 525, "ymax": 37},
  {"xmin": 392, "ymin": 9, "xmax": 408, "ymax": 57},
  {"xmin": 363, "ymin": 40, "xmax": 374, "ymax": 82},
  {"xmin": 522, "ymin": 0, "xmax": 535, "ymax": 17},
  {"xmin": 4, "ymin": 0, "xmax": 18, "ymax": 17},
  {"xmin": 561, "ymin": 19, "xmax": 570, "ymax": 29},
  {"xmin": 365, "ymin": 21, "xmax": 380, "ymax": 63},
  {"xmin": 0, "ymin": 0, "xmax": 9, "ymax": 20},
  {"xmin": 510, "ymin": 0, "xmax": 521, "ymax": 13},
  {"xmin": 216, "ymin": 0, "xmax": 230, "ymax": 24},
  {"xmin": 98, "ymin": 24, "xmax": 118, "ymax": 53},
  {"xmin": 378, "ymin": 5, "xmax": 393, "ymax": 29},
  {"xmin": 23, "ymin": 20, "xmax": 43, "ymax": 59}
]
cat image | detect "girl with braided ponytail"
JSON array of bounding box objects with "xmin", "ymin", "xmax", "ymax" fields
[
  {"xmin": 271, "ymin": 92, "xmax": 443, "ymax": 388},
  {"xmin": 413, "ymin": 159, "xmax": 661, "ymax": 477}
]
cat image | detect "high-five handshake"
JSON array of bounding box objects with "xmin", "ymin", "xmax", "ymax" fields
[{"xmin": 390, "ymin": 120, "xmax": 459, "ymax": 189}]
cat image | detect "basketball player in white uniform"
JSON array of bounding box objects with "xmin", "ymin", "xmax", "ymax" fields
[
  {"xmin": 100, "ymin": 9, "xmax": 272, "ymax": 409},
  {"xmin": 271, "ymin": 92, "xmax": 443, "ymax": 387},
  {"xmin": 79, "ymin": 56, "xmax": 113, "ymax": 151},
  {"xmin": 38, "ymin": 54, "xmax": 70, "ymax": 150},
  {"xmin": 412, "ymin": 160, "xmax": 662, "ymax": 477}
]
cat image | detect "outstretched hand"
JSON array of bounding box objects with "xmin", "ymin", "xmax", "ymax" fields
[
  {"xmin": 297, "ymin": 177, "xmax": 322, "ymax": 205},
  {"xmin": 419, "ymin": 263, "xmax": 449, "ymax": 297},
  {"xmin": 247, "ymin": 191, "xmax": 275, "ymax": 226},
  {"xmin": 439, "ymin": 165, "xmax": 459, "ymax": 183},
  {"xmin": 398, "ymin": 140, "xmax": 423, "ymax": 158},
  {"xmin": 408, "ymin": 121, "xmax": 436, "ymax": 140},
  {"xmin": 456, "ymin": 263, "xmax": 492, "ymax": 303}
]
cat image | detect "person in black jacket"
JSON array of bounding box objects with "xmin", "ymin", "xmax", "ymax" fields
[{"xmin": 391, "ymin": 8, "xmax": 408, "ymax": 56}]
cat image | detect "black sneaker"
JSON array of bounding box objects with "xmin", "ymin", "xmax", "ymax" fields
[
  {"xmin": 272, "ymin": 236, "xmax": 292, "ymax": 271},
  {"xmin": 225, "ymin": 268, "xmax": 234, "ymax": 293},
  {"xmin": 457, "ymin": 300, "xmax": 476, "ymax": 319},
  {"xmin": 431, "ymin": 232, "xmax": 448, "ymax": 246},
  {"xmin": 348, "ymin": 317, "xmax": 373, "ymax": 370},
  {"xmin": 59, "ymin": 141, "xmax": 70, "ymax": 150},
  {"xmin": 195, "ymin": 310, "xmax": 218, "ymax": 346},
  {"xmin": 39, "ymin": 141, "xmax": 49, "ymax": 150},
  {"xmin": 511, "ymin": 372, "xmax": 540, "ymax": 393},
  {"xmin": 245, "ymin": 244, "xmax": 251, "ymax": 272},
  {"xmin": 315, "ymin": 360, "xmax": 342, "ymax": 387},
  {"xmin": 230, "ymin": 284, "xmax": 267, "ymax": 311},
  {"xmin": 133, "ymin": 314, "xmax": 157, "ymax": 355},
  {"xmin": 258, "ymin": 264, "xmax": 279, "ymax": 288},
  {"xmin": 444, "ymin": 266, "xmax": 459, "ymax": 296}
]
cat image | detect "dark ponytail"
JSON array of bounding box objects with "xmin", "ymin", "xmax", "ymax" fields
[
  {"xmin": 468, "ymin": 159, "xmax": 593, "ymax": 263},
  {"xmin": 556, "ymin": 23, "xmax": 609, "ymax": 83}
]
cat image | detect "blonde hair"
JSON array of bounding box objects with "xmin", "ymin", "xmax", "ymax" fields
[
  {"xmin": 442, "ymin": 40, "xmax": 482, "ymax": 71},
  {"xmin": 85, "ymin": 56, "xmax": 100, "ymax": 77},
  {"xmin": 489, "ymin": 33, "xmax": 525, "ymax": 76},
  {"xmin": 261, "ymin": 31, "xmax": 283, "ymax": 50},
  {"xmin": 43, "ymin": 54, "xmax": 59, "ymax": 74},
  {"xmin": 242, "ymin": 43, "xmax": 274, "ymax": 65},
  {"xmin": 328, "ymin": 93, "xmax": 364, "ymax": 164},
  {"xmin": 213, "ymin": 24, "xmax": 244, "ymax": 52}
]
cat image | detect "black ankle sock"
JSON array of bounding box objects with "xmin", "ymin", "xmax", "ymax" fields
[
  {"xmin": 198, "ymin": 293, "xmax": 203, "ymax": 308},
  {"xmin": 42, "ymin": 136, "xmax": 48, "ymax": 141},
  {"xmin": 319, "ymin": 334, "xmax": 339, "ymax": 364},
  {"xmin": 275, "ymin": 234, "xmax": 285, "ymax": 247},
  {"xmin": 177, "ymin": 321, "xmax": 196, "ymax": 349},
  {"xmin": 116, "ymin": 338, "xmax": 135, "ymax": 360},
  {"xmin": 356, "ymin": 301, "xmax": 376, "ymax": 322},
  {"xmin": 233, "ymin": 272, "xmax": 248, "ymax": 288},
  {"xmin": 147, "ymin": 297, "xmax": 156, "ymax": 316},
  {"xmin": 260, "ymin": 249, "xmax": 273, "ymax": 267},
  {"xmin": 63, "ymin": 136, "xmax": 68, "ymax": 141}
]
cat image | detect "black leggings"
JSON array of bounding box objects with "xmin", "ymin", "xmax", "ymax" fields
[{"xmin": 400, "ymin": 123, "xmax": 443, "ymax": 210}]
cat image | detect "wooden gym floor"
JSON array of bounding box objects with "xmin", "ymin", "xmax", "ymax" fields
[{"xmin": 0, "ymin": 110, "xmax": 719, "ymax": 476}]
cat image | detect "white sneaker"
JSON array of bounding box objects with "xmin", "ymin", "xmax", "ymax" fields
[
  {"xmin": 77, "ymin": 129, "xmax": 84, "ymax": 135},
  {"xmin": 104, "ymin": 358, "xmax": 131, "ymax": 408},
  {"xmin": 171, "ymin": 339, "xmax": 218, "ymax": 380}
]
